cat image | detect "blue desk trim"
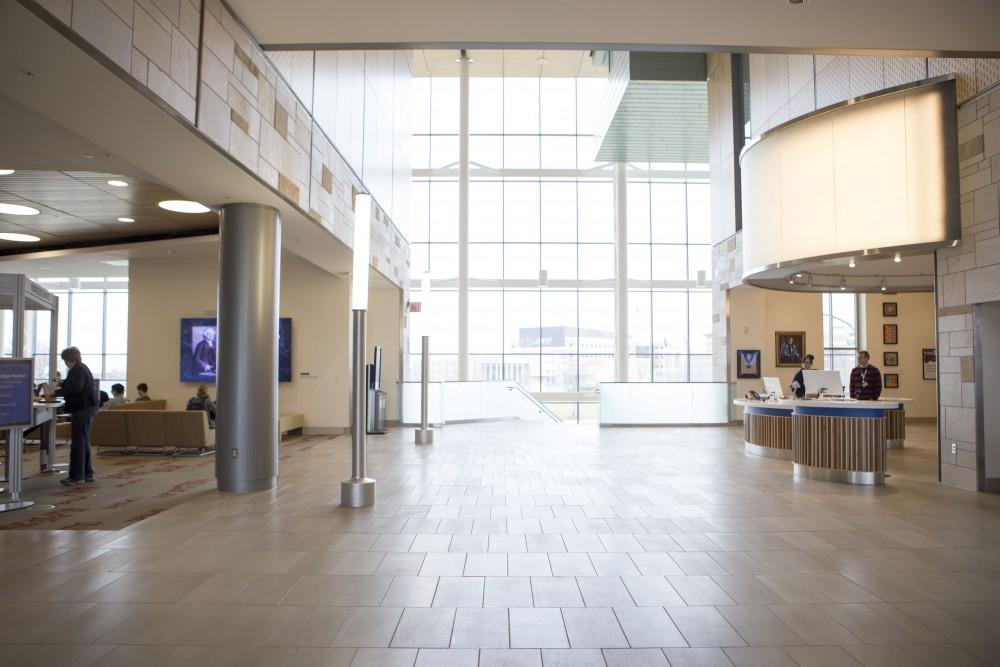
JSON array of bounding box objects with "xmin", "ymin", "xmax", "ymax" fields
[
  {"xmin": 793, "ymin": 406, "xmax": 886, "ymax": 418},
  {"xmin": 744, "ymin": 405, "xmax": 793, "ymax": 417}
]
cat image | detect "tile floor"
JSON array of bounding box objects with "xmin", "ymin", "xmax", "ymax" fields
[{"xmin": 1, "ymin": 421, "xmax": 1000, "ymax": 667}]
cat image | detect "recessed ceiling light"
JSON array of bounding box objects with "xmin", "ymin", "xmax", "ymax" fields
[
  {"xmin": 107, "ymin": 179, "xmax": 129, "ymax": 187},
  {"xmin": 0, "ymin": 232, "xmax": 41, "ymax": 242},
  {"xmin": 536, "ymin": 57, "xmax": 550, "ymax": 65},
  {"xmin": 117, "ymin": 217, "xmax": 135, "ymax": 223},
  {"xmin": 0, "ymin": 169, "xmax": 14, "ymax": 176},
  {"xmin": 158, "ymin": 200, "xmax": 210, "ymax": 214},
  {"xmin": 0, "ymin": 203, "xmax": 40, "ymax": 216},
  {"xmin": 102, "ymin": 260, "xmax": 130, "ymax": 267}
]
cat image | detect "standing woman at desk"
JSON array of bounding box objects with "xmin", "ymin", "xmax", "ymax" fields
[
  {"xmin": 790, "ymin": 354, "xmax": 815, "ymax": 398},
  {"xmin": 849, "ymin": 350, "xmax": 882, "ymax": 400},
  {"xmin": 54, "ymin": 347, "xmax": 100, "ymax": 486}
]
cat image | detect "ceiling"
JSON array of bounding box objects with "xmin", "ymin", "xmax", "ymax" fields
[
  {"xmin": 413, "ymin": 49, "xmax": 608, "ymax": 77},
  {"xmin": 230, "ymin": 0, "xmax": 1000, "ymax": 55},
  {"xmin": 745, "ymin": 251, "xmax": 937, "ymax": 293},
  {"xmin": 0, "ymin": 170, "xmax": 216, "ymax": 250}
]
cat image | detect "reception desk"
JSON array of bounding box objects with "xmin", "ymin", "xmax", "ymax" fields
[{"xmin": 735, "ymin": 398, "xmax": 905, "ymax": 486}]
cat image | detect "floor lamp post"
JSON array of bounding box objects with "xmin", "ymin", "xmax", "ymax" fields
[
  {"xmin": 415, "ymin": 274, "xmax": 434, "ymax": 444},
  {"xmin": 342, "ymin": 193, "xmax": 375, "ymax": 508}
]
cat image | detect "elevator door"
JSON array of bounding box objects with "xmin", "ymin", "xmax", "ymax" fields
[{"xmin": 975, "ymin": 301, "xmax": 1000, "ymax": 492}]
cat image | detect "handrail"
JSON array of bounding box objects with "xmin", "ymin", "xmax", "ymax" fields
[{"xmin": 506, "ymin": 383, "xmax": 561, "ymax": 423}]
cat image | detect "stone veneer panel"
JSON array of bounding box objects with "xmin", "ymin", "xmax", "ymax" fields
[
  {"xmin": 31, "ymin": 0, "xmax": 199, "ymax": 122},
  {"xmin": 933, "ymin": 87, "xmax": 1000, "ymax": 490},
  {"xmin": 24, "ymin": 0, "xmax": 411, "ymax": 291}
]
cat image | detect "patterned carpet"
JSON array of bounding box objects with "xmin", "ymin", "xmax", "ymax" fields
[{"xmin": 0, "ymin": 435, "xmax": 319, "ymax": 530}]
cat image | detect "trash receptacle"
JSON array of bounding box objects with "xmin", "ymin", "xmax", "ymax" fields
[{"xmin": 367, "ymin": 389, "xmax": 388, "ymax": 434}]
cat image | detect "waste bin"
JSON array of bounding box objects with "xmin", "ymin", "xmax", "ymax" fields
[{"xmin": 367, "ymin": 389, "xmax": 388, "ymax": 434}]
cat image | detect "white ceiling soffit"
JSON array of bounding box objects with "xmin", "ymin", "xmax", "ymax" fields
[
  {"xmin": 0, "ymin": 2, "xmax": 353, "ymax": 277},
  {"xmin": 229, "ymin": 0, "xmax": 1000, "ymax": 55},
  {"xmin": 412, "ymin": 50, "xmax": 608, "ymax": 77}
]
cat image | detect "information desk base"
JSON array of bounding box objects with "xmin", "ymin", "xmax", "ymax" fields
[
  {"xmin": 744, "ymin": 441, "xmax": 793, "ymax": 460},
  {"xmin": 0, "ymin": 499, "xmax": 35, "ymax": 513},
  {"xmin": 887, "ymin": 438, "xmax": 904, "ymax": 450},
  {"xmin": 793, "ymin": 462, "xmax": 884, "ymax": 486}
]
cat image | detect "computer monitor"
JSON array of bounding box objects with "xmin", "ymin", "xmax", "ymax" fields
[
  {"xmin": 803, "ymin": 369, "xmax": 845, "ymax": 396},
  {"xmin": 762, "ymin": 376, "xmax": 783, "ymax": 398}
]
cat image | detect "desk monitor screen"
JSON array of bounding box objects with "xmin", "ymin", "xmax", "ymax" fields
[
  {"xmin": 762, "ymin": 376, "xmax": 783, "ymax": 398},
  {"xmin": 803, "ymin": 369, "xmax": 845, "ymax": 396}
]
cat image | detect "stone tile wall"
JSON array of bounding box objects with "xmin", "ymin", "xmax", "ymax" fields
[
  {"xmin": 24, "ymin": 0, "xmax": 411, "ymax": 291},
  {"xmin": 34, "ymin": 0, "xmax": 199, "ymax": 122},
  {"xmin": 934, "ymin": 88, "xmax": 1000, "ymax": 490}
]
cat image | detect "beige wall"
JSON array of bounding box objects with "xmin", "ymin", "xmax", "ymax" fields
[
  {"xmin": 863, "ymin": 292, "xmax": 937, "ymax": 419},
  {"xmin": 729, "ymin": 286, "xmax": 823, "ymax": 416},
  {"xmin": 127, "ymin": 251, "xmax": 400, "ymax": 431}
]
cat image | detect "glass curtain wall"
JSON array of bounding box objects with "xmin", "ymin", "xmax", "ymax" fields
[
  {"xmin": 822, "ymin": 292, "xmax": 858, "ymax": 388},
  {"xmin": 1, "ymin": 286, "xmax": 128, "ymax": 391},
  {"xmin": 410, "ymin": 52, "xmax": 712, "ymax": 420}
]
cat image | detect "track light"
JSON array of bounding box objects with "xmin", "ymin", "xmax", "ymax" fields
[
  {"xmin": 880, "ymin": 278, "xmax": 887, "ymax": 292},
  {"xmin": 848, "ymin": 258, "xmax": 856, "ymax": 268},
  {"xmin": 787, "ymin": 275, "xmax": 796, "ymax": 285},
  {"xmin": 840, "ymin": 277, "xmax": 846, "ymax": 291},
  {"xmin": 893, "ymin": 252, "xmax": 901, "ymax": 263}
]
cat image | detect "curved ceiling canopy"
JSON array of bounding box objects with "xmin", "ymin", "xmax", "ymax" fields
[{"xmin": 739, "ymin": 77, "xmax": 960, "ymax": 292}]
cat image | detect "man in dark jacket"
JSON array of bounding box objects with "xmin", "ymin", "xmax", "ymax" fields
[{"xmin": 55, "ymin": 347, "xmax": 99, "ymax": 485}]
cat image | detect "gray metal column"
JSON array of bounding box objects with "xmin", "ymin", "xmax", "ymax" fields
[
  {"xmin": 342, "ymin": 309, "xmax": 375, "ymax": 506},
  {"xmin": 613, "ymin": 162, "xmax": 629, "ymax": 381},
  {"xmin": 415, "ymin": 335, "xmax": 433, "ymax": 444},
  {"xmin": 216, "ymin": 204, "xmax": 280, "ymax": 493},
  {"xmin": 457, "ymin": 51, "xmax": 470, "ymax": 381}
]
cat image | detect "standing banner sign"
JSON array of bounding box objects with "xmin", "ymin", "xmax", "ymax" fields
[{"xmin": 0, "ymin": 358, "xmax": 34, "ymax": 428}]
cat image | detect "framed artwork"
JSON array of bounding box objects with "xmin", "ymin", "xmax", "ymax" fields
[
  {"xmin": 775, "ymin": 331, "xmax": 806, "ymax": 367},
  {"xmin": 885, "ymin": 373, "xmax": 899, "ymax": 389},
  {"xmin": 884, "ymin": 351, "xmax": 898, "ymax": 367},
  {"xmin": 736, "ymin": 349, "xmax": 761, "ymax": 379},
  {"xmin": 883, "ymin": 323, "xmax": 898, "ymax": 345},
  {"xmin": 923, "ymin": 348, "xmax": 937, "ymax": 380},
  {"xmin": 882, "ymin": 302, "xmax": 898, "ymax": 317}
]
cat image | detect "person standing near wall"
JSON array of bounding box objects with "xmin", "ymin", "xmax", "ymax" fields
[
  {"xmin": 849, "ymin": 350, "xmax": 882, "ymax": 401},
  {"xmin": 55, "ymin": 347, "xmax": 100, "ymax": 486}
]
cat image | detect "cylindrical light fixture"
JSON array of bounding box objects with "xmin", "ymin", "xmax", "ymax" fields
[
  {"xmin": 848, "ymin": 258, "xmax": 856, "ymax": 268},
  {"xmin": 880, "ymin": 278, "xmax": 887, "ymax": 291},
  {"xmin": 840, "ymin": 277, "xmax": 847, "ymax": 291},
  {"xmin": 351, "ymin": 194, "xmax": 372, "ymax": 310},
  {"xmin": 894, "ymin": 252, "xmax": 902, "ymax": 263}
]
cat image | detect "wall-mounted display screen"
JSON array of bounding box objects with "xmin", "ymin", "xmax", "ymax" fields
[{"xmin": 180, "ymin": 318, "xmax": 291, "ymax": 383}]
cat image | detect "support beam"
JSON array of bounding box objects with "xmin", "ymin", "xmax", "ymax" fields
[
  {"xmin": 457, "ymin": 52, "xmax": 470, "ymax": 380},
  {"xmin": 216, "ymin": 203, "xmax": 280, "ymax": 493},
  {"xmin": 614, "ymin": 162, "xmax": 629, "ymax": 381}
]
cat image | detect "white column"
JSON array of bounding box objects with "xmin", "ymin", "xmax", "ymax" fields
[
  {"xmin": 457, "ymin": 52, "xmax": 470, "ymax": 381},
  {"xmin": 614, "ymin": 162, "xmax": 629, "ymax": 381}
]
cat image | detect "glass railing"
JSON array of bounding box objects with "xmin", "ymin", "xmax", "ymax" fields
[{"xmin": 400, "ymin": 380, "xmax": 561, "ymax": 425}]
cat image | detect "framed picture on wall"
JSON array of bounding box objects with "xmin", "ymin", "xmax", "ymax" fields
[
  {"xmin": 883, "ymin": 323, "xmax": 898, "ymax": 345},
  {"xmin": 882, "ymin": 302, "xmax": 898, "ymax": 317},
  {"xmin": 884, "ymin": 351, "xmax": 898, "ymax": 367},
  {"xmin": 885, "ymin": 373, "xmax": 899, "ymax": 389},
  {"xmin": 775, "ymin": 332, "xmax": 806, "ymax": 367},
  {"xmin": 923, "ymin": 348, "xmax": 937, "ymax": 380},
  {"xmin": 736, "ymin": 349, "xmax": 761, "ymax": 379}
]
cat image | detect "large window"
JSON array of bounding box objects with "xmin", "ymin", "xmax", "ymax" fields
[
  {"xmin": 410, "ymin": 54, "xmax": 712, "ymax": 401},
  {"xmin": 1, "ymin": 285, "xmax": 128, "ymax": 392},
  {"xmin": 626, "ymin": 165, "xmax": 713, "ymax": 381},
  {"xmin": 822, "ymin": 292, "xmax": 858, "ymax": 388}
]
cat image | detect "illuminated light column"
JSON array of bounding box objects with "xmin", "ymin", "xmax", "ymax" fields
[{"xmin": 342, "ymin": 193, "xmax": 376, "ymax": 508}]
